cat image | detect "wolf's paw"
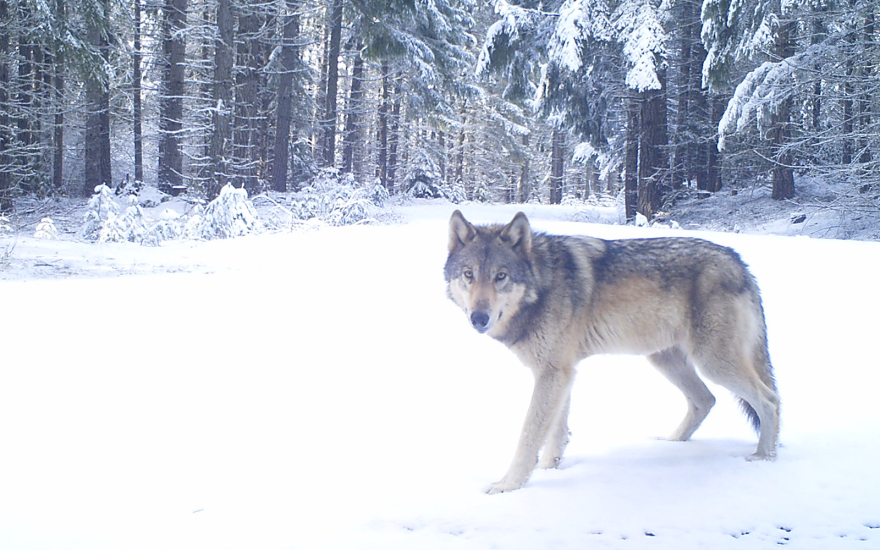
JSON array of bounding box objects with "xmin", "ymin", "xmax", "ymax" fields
[
  {"xmin": 654, "ymin": 435, "xmax": 687, "ymax": 442},
  {"xmin": 537, "ymin": 455, "xmax": 561, "ymax": 469},
  {"xmin": 746, "ymin": 450, "xmax": 776, "ymax": 462},
  {"xmin": 484, "ymin": 477, "xmax": 526, "ymax": 495}
]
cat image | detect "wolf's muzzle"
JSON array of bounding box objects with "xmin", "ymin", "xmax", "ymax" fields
[{"xmin": 470, "ymin": 310, "xmax": 491, "ymax": 333}]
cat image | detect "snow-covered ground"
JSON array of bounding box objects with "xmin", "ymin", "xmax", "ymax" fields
[{"xmin": 1, "ymin": 199, "xmax": 879, "ymax": 549}]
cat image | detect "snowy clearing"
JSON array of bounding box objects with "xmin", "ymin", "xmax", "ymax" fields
[{"xmin": 1, "ymin": 201, "xmax": 879, "ymax": 550}]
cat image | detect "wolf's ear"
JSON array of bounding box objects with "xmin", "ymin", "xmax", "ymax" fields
[
  {"xmin": 500, "ymin": 212, "xmax": 532, "ymax": 256},
  {"xmin": 449, "ymin": 210, "xmax": 477, "ymax": 253}
]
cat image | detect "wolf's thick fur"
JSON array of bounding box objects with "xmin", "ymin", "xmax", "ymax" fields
[{"xmin": 444, "ymin": 211, "xmax": 780, "ymax": 494}]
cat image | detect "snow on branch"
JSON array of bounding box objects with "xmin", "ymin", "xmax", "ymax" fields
[
  {"xmin": 549, "ymin": 0, "xmax": 612, "ymax": 72},
  {"xmin": 476, "ymin": 0, "xmax": 539, "ymax": 75},
  {"xmin": 718, "ymin": 58, "xmax": 797, "ymax": 150},
  {"xmin": 573, "ymin": 141, "xmax": 598, "ymax": 163},
  {"xmin": 701, "ymin": 0, "xmax": 779, "ymax": 91},
  {"xmin": 614, "ymin": 0, "xmax": 668, "ymax": 92},
  {"xmin": 197, "ymin": 183, "xmax": 263, "ymax": 239}
]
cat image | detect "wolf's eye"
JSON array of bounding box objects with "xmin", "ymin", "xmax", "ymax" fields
[
  {"xmin": 495, "ymin": 272, "xmax": 507, "ymax": 282},
  {"xmin": 463, "ymin": 269, "xmax": 474, "ymax": 281}
]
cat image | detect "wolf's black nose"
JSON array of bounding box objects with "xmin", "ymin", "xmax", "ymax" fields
[{"xmin": 470, "ymin": 311, "xmax": 490, "ymax": 332}]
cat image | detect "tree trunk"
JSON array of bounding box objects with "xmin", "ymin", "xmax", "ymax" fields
[
  {"xmin": 689, "ymin": 0, "xmax": 711, "ymax": 192},
  {"xmin": 810, "ymin": 15, "xmax": 824, "ymax": 138},
  {"xmin": 52, "ymin": 56, "xmax": 64, "ymax": 191},
  {"xmin": 205, "ymin": 0, "xmax": 234, "ymax": 198},
  {"xmin": 706, "ymin": 95, "xmax": 725, "ymax": 193},
  {"xmin": 377, "ymin": 61, "xmax": 390, "ymax": 191},
  {"xmin": 857, "ymin": 9, "xmax": 874, "ymax": 166},
  {"xmin": 638, "ymin": 69, "xmax": 668, "ymax": 220},
  {"xmin": 46, "ymin": 0, "xmax": 66, "ymax": 193},
  {"xmin": 85, "ymin": 1, "xmax": 112, "ymax": 195},
  {"xmin": 550, "ymin": 128, "xmax": 565, "ymax": 204},
  {"xmin": 320, "ymin": 0, "xmax": 343, "ymax": 168},
  {"xmin": 770, "ymin": 21, "xmax": 795, "ymax": 200},
  {"xmin": 234, "ymin": 6, "xmax": 262, "ymax": 191},
  {"xmin": 133, "ymin": 0, "xmax": 143, "ymax": 184},
  {"xmin": 842, "ymin": 58, "xmax": 853, "ymax": 166},
  {"xmin": 624, "ymin": 98, "xmax": 639, "ymax": 222},
  {"xmin": 271, "ymin": 0, "xmax": 300, "ymax": 192},
  {"xmin": 158, "ymin": 0, "xmax": 188, "ymax": 192},
  {"xmin": 519, "ymin": 133, "xmax": 529, "ymax": 203},
  {"xmin": 0, "ymin": 0, "xmax": 11, "ymax": 211},
  {"xmin": 672, "ymin": 0, "xmax": 693, "ymax": 189},
  {"xmin": 342, "ymin": 43, "xmax": 364, "ymax": 176},
  {"xmin": 16, "ymin": 4, "xmax": 32, "ymax": 158},
  {"xmin": 455, "ymin": 126, "xmax": 465, "ymax": 186},
  {"xmin": 438, "ymin": 130, "xmax": 446, "ymax": 185},
  {"xmin": 387, "ymin": 86, "xmax": 401, "ymax": 190}
]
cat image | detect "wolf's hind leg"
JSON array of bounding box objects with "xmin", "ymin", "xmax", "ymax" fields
[
  {"xmin": 538, "ymin": 394, "xmax": 571, "ymax": 469},
  {"xmin": 694, "ymin": 354, "xmax": 780, "ymax": 460},
  {"xmin": 648, "ymin": 347, "xmax": 716, "ymax": 441},
  {"xmin": 691, "ymin": 342, "xmax": 780, "ymax": 460}
]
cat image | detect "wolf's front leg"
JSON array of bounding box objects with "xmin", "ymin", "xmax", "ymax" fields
[
  {"xmin": 486, "ymin": 366, "xmax": 575, "ymax": 494},
  {"xmin": 538, "ymin": 393, "xmax": 572, "ymax": 469}
]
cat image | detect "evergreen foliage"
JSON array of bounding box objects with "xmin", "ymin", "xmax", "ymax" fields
[
  {"xmin": 290, "ymin": 169, "xmax": 385, "ymax": 226},
  {"xmin": 79, "ymin": 185, "xmax": 120, "ymax": 241},
  {"xmin": 0, "ymin": 0, "xmax": 876, "ymax": 223},
  {"xmin": 34, "ymin": 218, "xmax": 59, "ymax": 240},
  {"xmin": 197, "ymin": 183, "xmax": 263, "ymax": 239}
]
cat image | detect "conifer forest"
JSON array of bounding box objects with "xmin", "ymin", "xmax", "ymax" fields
[{"xmin": 0, "ymin": 0, "xmax": 877, "ymax": 223}]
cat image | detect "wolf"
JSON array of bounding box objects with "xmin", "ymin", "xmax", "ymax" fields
[{"xmin": 444, "ymin": 210, "xmax": 780, "ymax": 494}]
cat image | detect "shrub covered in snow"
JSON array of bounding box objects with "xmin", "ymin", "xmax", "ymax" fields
[
  {"xmin": 145, "ymin": 219, "xmax": 182, "ymax": 245},
  {"xmin": 404, "ymin": 150, "xmax": 443, "ymax": 199},
  {"xmin": 145, "ymin": 209, "xmax": 183, "ymax": 245},
  {"xmin": 99, "ymin": 197, "xmax": 149, "ymax": 244},
  {"xmin": 79, "ymin": 185, "xmax": 191, "ymax": 245},
  {"xmin": 184, "ymin": 205, "xmax": 204, "ymax": 240},
  {"xmin": 34, "ymin": 218, "xmax": 59, "ymax": 239},
  {"xmin": 440, "ymin": 181, "xmax": 467, "ymax": 204},
  {"xmin": 79, "ymin": 184, "xmax": 120, "ymax": 241},
  {"xmin": 290, "ymin": 168, "xmax": 385, "ymax": 226},
  {"xmin": 0, "ymin": 215, "xmax": 12, "ymax": 234},
  {"xmin": 196, "ymin": 183, "xmax": 262, "ymax": 239},
  {"xmin": 367, "ymin": 182, "xmax": 390, "ymax": 208},
  {"xmin": 472, "ymin": 180, "xmax": 491, "ymax": 203},
  {"xmin": 407, "ymin": 178, "xmax": 443, "ymax": 199},
  {"xmin": 136, "ymin": 185, "xmax": 170, "ymax": 208}
]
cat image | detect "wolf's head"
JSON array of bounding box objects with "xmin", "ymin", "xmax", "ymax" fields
[{"xmin": 444, "ymin": 210, "xmax": 537, "ymax": 338}]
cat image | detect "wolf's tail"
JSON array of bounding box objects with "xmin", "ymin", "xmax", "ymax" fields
[{"xmin": 738, "ymin": 399, "xmax": 762, "ymax": 432}]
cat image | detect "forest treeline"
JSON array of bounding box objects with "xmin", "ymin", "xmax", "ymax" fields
[{"xmin": 0, "ymin": 0, "xmax": 877, "ymax": 221}]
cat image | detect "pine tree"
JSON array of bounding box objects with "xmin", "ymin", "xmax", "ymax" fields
[
  {"xmin": 132, "ymin": 0, "xmax": 143, "ymax": 186},
  {"xmin": 205, "ymin": 0, "xmax": 234, "ymax": 199},
  {"xmin": 158, "ymin": 0, "xmax": 188, "ymax": 192},
  {"xmin": 341, "ymin": 39, "xmax": 365, "ymax": 177},
  {"xmin": 0, "ymin": 0, "xmax": 11, "ymax": 211},
  {"xmin": 232, "ymin": 2, "xmax": 267, "ymax": 192},
  {"xmin": 614, "ymin": 0, "xmax": 670, "ymax": 220},
  {"xmin": 83, "ymin": 0, "xmax": 113, "ymax": 195},
  {"xmin": 271, "ymin": 0, "xmax": 303, "ymax": 192},
  {"xmin": 703, "ymin": 0, "xmax": 796, "ymax": 199},
  {"xmin": 319, "ymin": 0, "xmax": 344, "ymax": 168}
]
